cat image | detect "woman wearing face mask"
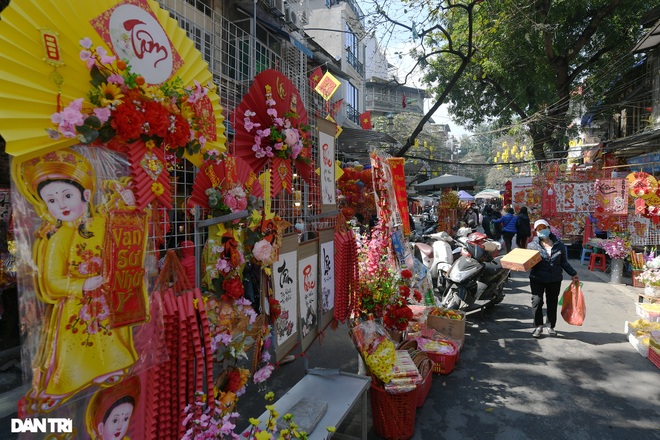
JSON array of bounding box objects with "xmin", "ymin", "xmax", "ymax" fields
[{"xmin": 527, "ymin": 219, "xmax": 579, "ymax": 338}]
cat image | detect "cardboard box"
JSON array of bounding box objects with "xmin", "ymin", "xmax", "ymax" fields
[
  {"xmin": 426, "ymin": 308, "xmax": 466, "ymax": 348},
  {"xmin": 500, "ymin": 248, "xmax": 542, "ymax": 272}
]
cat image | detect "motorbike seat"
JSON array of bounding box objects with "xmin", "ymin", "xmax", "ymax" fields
[
  {"xmin": 415, "ymin": 242, "xmax": 433, "ymax": 257},
  {"xmin": 482, "ymin": 258, "xmax": 504, "ymax": 278}
]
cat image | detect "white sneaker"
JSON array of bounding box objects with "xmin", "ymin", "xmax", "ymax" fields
[
  {"xmin": 546, "ymin": 326, "xmax": 557, "ymax": 336},
  {"xmin": 532, "ymin": 326, "xmax": 543, "ymax": 338}
]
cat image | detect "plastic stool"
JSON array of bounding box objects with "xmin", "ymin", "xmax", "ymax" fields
[
  {"xmin": 588, "ymin": 253, "xmax": 607, "ymax": 272},
  {"xmin": 580, "ymin": 247, "xmax": 593, "ymax": 265}
]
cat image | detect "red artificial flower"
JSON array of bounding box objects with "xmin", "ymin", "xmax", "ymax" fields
[
  {"xmin": 401, "ymin": 269, "xmax": 413, "ymax": 279},
  {"xmin": 268, "ymin": 297, "xmax": 282, "ymax": 320},
  {"xmin": 164, "ymin": 114, "xmax": 191, "ymax": 149},
  {"xmin": 222, "ymin": 276, "xmax": 244, "ymax": 300},
  {"xmin": 413, "ymin": 289, "xmax": 422, "ymax": 302},
  {"xmin": 111, "ymin": 101, "xmax": 145, "ymax": 141},
  {"xmin": 384, "ymin": 304, "xmax": 413, "ymax": 331},
  {"xmin": 226, "ymin": 368, "xmax": 243, "ymax": 393},
  {"xmin": 143, "ymin": 100, "xmax": 170, "ymax": 138},
  {"xmin": 399, "ymin": 285, "xmax": 411, "ymax": 297}
]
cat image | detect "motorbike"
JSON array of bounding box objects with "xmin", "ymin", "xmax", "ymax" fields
[
  {"xmin": 411, "ymin": 231, "xmax": 457, "ymax": 293},
  {"xmin": 439, "ymin": 232, "xmax": 509, "ymax": 312}
]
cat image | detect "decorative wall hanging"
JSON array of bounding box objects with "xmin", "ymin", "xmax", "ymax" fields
[
  {"xmin": 12, "ymin": 146, "xmax": 156, "ymax": 414},
  {"xmin": 0, "ymin": 0, "xmax": 226, "ymax": 163},
  {"xmin": 594, "ymin": 178, "xmax": 628, "ymax": 215},
  {"xmin": 232, "ymin": 69, "xmax": 313, "ymax": 196}
]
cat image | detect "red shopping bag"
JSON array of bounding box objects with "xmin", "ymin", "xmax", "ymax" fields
[{"xmin": 561, "ymin": 281, "xmax": 586, "ymax": 326}]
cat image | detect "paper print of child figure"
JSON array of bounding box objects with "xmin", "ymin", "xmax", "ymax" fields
[
  {"xmin": 85, "ymin": 375, "xmax": 140, "ymax": 440},
  {"xmin": 13, "ymin": 147, "xmax": 149, "ymax": 412}
]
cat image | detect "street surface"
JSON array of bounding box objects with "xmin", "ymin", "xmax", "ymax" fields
[{"xmin": 244, "ymin": 258, "xmax": 660, "ymax": 440}]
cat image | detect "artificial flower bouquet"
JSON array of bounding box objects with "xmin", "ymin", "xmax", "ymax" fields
[
  {"xmin": 636, "ymin": 255, "xmax": 660, "ymax": 287},
  {"xmin": 601, "ymin": 236, "xmax": 631, "ymax": 260},
  {"xmin": 349, "ymin": 318, "xmax": 397, "ymax": 384}
]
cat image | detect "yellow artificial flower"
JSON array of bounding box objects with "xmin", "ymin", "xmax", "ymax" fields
[
  {"xmin": 180, "ymin": 101, "xmax": 195, "ymax": 121},
  {"xmin": 249, "ymin": 418, "xmax": 261, "ymax": 427},
  {"xmin": 326, "ymin": 426, "xmax": 336, "ymax": 433},
  {"xmin": 144, "ymin": 85, "xmax": 165, "ymax": 101},
  {"xmin": 255, "ymin": 432, "xmax": 273, "ymax": 440},
  {"xmin": 151, "ymin": 182, "xmax": 165, "ymax": 196},
  {"xmin": 98, "ymin": 82, "xmax": 124, "ymax": 106},
  {"xmin": 265, "ymin": 392, "xmax": 275, "ymax": 401},
  {"xmin": 145, "ymin": 139, "xmax": 156, "ymax": 150}
]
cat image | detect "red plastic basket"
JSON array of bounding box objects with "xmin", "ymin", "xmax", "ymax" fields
[
  {"xmin": 370, "ymin": 382, "xmax": 417, "ymax": 440},
  {"xmin": 425, "ymin": 341, "xmax": 459, "ymax": 374},
  {"xmin": 416, "ymin": 358, "xmax": 433, "ymax": 407},
  {"xmin": 649, "ymin": 345, "xmax": 660, "ymax": 370}
]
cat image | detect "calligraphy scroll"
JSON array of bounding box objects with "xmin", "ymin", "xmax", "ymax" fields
[
  {"xmin": 595, "ymin": 179, "xmax": 628, "ymax": 215},
  {"xmin": 387, "ymin": 157, "xmax": 411, "ymax": 235},
  {"xmin": 103, "ymin": 210, "xmax": 150, "ymax": 327},
  {"xmin": 272, "ymin": 238, "xmax": 298, "ymax": 360}
]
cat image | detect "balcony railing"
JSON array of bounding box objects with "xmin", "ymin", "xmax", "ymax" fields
[
  {"xmin": 346, "ymin": 104, "xmax": 360, "ymax": 124},
  {"xmin": 346, "ymin": 50, "xmax": 364, "ymax": 76}
]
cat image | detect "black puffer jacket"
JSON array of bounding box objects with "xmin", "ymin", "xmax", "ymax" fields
[{"xmin": 527, "ymin": 234, "xmax": 577, "ymax": 283}]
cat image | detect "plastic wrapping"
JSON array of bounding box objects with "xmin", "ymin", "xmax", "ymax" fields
[{"xmin": 11, "ymin": 145, "xmax": 164, "ymax": 426}]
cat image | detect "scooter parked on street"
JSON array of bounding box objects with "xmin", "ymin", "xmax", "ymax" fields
[
  {"xmin": 440, "ymin": 232, "xmax": 509, "ymax": 312},
  {"xmin": 412, "ymin": 231, "xmax": 457, "ymax": 293}
]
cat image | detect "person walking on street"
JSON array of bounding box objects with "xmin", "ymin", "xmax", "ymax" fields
[
  {"xmin": 527, "ymin": 219, "xmax": 579, "ymax": 338},
  {"xmin": 464, "ymin": 202, "xmax": 479, "ymax": 231},
  {"xmin": 492, "ymin": 207, "xmax": 517, "ymax": 253},
  {"xmin": 482, "ymin": 206, "xmax": 496, "ymax": 239},
  {"xmin": 515, "ymin": 206, "xmax": 531, "ymax": 249}
]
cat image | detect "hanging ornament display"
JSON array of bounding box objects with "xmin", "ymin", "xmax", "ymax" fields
[
  {"xmin": 232, "ymin": 69, "xmax": 314, "ymax": 196},
  {"xmin": 626, "ymin": 171, "xmax": 658, "ymax": 198}
]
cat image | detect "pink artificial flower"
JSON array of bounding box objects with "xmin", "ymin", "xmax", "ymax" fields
[
  {"xmin": 253, "ymin": 239, "xmax": 273, "ymax": 264},
  {"xmin": 79, "ymin": 37, "xmax": 93, "ymax": 49},
  {"xmin": 107, "ymin": 73, "xmax": 125, "ymax": 85},
  {"xmin": 283, "ymin": 128, "xmax": 300, "ymax": 146},
  {"xmin": 216, "ymin": 258, "xmax": 231, "ymax": 273},
  {"xmin": 290, "ymin": 142, "xmax": 303, "ymax": 159},
  {"xmin": 267, "ymin": 108, "xmax": 278, "ymax": 118},
  {"xmin": 93, "ymin": 107, "xmax": 112, "ymax": 124},
  {"xmin": 79, "ymin": 50, "xmax": 92, "ymax": 62},
  {"xmin": 253, "ymin": 364, "xmax": 274, "ymax": 383}
]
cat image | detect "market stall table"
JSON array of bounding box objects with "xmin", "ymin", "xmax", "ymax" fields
[{"xmin": 243, "ymin": 369, "xmax": 371, "ymax": 440}]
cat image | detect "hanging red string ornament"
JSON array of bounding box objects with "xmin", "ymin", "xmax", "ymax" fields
[
  {"xmin": 232, "ymin": 69, "xmax": 313, "ymax": 196},
  {"xmin": 125, "ymin": 139, "xmax": 172, "ymax": 210}
]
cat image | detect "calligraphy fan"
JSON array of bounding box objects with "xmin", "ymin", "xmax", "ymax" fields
[
  {"xmin": 0, "ymin": 0, "xmax": 225, "ymax": 161},
  {"xmin": 189, "ymin": 155, "xmax": 263, "ymax": 209},
  {"xmin": 626, "ymin": 172, "xmax": 658, "ymax": 198},
  {"xmin": 232, "ymin": 69, "xmax": 312, "ymax": 181}
]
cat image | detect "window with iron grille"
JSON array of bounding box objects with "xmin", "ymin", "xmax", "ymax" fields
[
  {"xmin": 345, "ymin": 24, "xmax": 360, "ymax": 72},
  {"xmin": 173, "ymin": 15, "xmax": 213, "ymax": 64},
  {"xmin": 346, "ymin": 82, "xmax": 359, "ymax": 124}
]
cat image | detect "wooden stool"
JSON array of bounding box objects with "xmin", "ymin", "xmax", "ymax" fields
[{"xmin": 588, "ymin": 253, "xmax": 607, "ymax": 272}]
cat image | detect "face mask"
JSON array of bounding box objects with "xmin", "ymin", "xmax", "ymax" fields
[{"xmin": 537, "ymin": 229, "xmax": 550, "ymax": 239}]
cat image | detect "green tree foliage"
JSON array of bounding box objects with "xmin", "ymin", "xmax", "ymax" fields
[{"xmin": 421, "ymin": 0, "xmax": 658, "ymax": 162}]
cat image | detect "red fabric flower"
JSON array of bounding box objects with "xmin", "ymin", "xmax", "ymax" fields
[
  {"xmin": 383, "ymin": 304, "xmax": 413, "ymax": 331},
  {"xmin": 413, "ymin": 290, "xmax": 422, "ymax": 302},
  {"xmin": 399, "ymin": 285, "xmax": 411, "ymax": 297},
  {"xmin": 222, "ymin": 276, "xmax": 244, "ymax": 300},
  {"xmin": 268, "ymin": 297, "xmax": 282, "ymax": 320},
  {"xmin": 143, "ymin": 101, "xmax": 170, "ymax": 138},
  {"xmin": 226, "ymin": 369, "xmax": 243, "ymax": 393},
  {"xmin": 164, "ymin": 114, "xmax": 191, "ymax": 149},
  {"xmin": 111, "ymin": 101, "xmax": 145, "ymax": 141},
  {"xmin": 400, "ymin": 269, "xmax": 413, "ymax": 279}
]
